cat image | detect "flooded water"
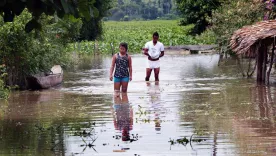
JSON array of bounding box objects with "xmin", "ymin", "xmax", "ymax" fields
[{"xmin": 1, "ymin": 54, "xmax": 276, "ymax": 156}]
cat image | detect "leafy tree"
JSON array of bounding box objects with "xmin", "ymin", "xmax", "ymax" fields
[
  {"xmin": 79, "ymin": 0, "xmax": 112, "ymax": 41},
  {"xmin": 0, "ymin": 0, "xmax": 102, "ymax": 32},
  {"xmin": 175, "ymin": 0, "xmax": 221, "ymax": 35},
  {"xmin": 0, "ymin": 10, "xmax": 82, "ymax": 88},
  {"xmin": 141, "ymin": 6, "xmax": 158, "ymax": 19},
  {"xmin": 110, "ymin": 9, "xmax": 125, "ymax": 20},
  {"xmin": 107, "ymin": 0, "xmax": 178, "ymax": 20},
  {"xmin": 211, "ymin": 0, "xmax": 264, "ymax": 53}
]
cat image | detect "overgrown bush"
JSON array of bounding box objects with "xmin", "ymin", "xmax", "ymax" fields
[
  {"xmin": 0, "ymin": 10, "xmax": 82, "ymax": 89},
  {"xmin": 211, "ymin": 0, "xmax": 264, "ymax": 53},
  {"xmin": 176, "ymin": 0, "xmax": 221, "ymax": 35},
  {"xmin": 0, "ymin": 65, "xmax": 9, "ymax": 99}
]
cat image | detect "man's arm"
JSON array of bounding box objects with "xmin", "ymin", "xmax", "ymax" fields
[
  {"xmin": 143, "ymin": 48, "xmax": 149, "ymax": 56},
  {"xmin": 143, "ymin": 42, "xmax": 150, "ymax": 56},
  {"xmin": 159, "ymin": 51, "xmax": 164, "ymax": 57},
  {"xmin": 159, "ymin": 43, "xmax": 165, "ymax": 58}
]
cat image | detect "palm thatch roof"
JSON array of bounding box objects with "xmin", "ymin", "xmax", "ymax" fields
[{"xmin": 230, "ymin": 20, "xmax": 276, "ymax": 55}]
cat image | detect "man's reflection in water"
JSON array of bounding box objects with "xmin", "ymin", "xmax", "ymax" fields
[
  {"xmin": 112, "ymin": 92, "xmax": 133, "ymax": 141},
  {"xmin": 147, "ymin": 81, "xmax": 162, "ymax": 132}
]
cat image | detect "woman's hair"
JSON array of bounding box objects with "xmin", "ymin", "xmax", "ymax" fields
[{"xmin": 119, "ymin": 42, "xmax": 128, "ymax": 52}]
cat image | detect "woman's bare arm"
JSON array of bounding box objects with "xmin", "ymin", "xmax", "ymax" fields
[
  {"xmin": 109, "ymin": 55, "xmax": 116, "ymax": 81},
  {"xmin": 128, "ymin": 56, "xmax": 132, "ymax": 81}
]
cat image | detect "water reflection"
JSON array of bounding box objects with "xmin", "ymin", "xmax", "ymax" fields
[
  {"xmin": 2, "ymin": 54, "xmax": 276, "ymax": 155},
  {"xmin": 254, "ymin": 85, "xmax": 276, "ymax": 120},
  {"xmin": 112, "ymin": 92, "xmax": 133, "ymax": 142},
  {"xmin": 230, "ymin": 85, "xmax": 276, "ymax": 155},
  {"xmin": 147, "ymin": 81, "xmax": 162, "ymax": 132}
]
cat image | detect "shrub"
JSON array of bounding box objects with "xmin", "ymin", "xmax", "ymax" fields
[
  {"xmin": 211, "ymin": 0, "xmax": 264, "ymax": 53},
  {"xmin": 0, "ymin": 10, "xmax": 81, "ymax": 89}
]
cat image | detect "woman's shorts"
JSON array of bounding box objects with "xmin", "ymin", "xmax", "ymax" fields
[
  {"xmin": 146, "ymin": 60, "xmax": 160, "ymax": 69},
  {"xmin": 114, "ymin": 77, "xmax": 129, "ymax": 83}
]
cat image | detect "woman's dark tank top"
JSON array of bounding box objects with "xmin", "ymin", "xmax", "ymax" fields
[{"xmin": 114, "ymin": 53, "xmax": 129, "ymax": 78}]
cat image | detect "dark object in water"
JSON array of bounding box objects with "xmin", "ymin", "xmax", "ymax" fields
[{"xmin": 27, "ymin": 65, "xmax": 63, "ymax": 90}]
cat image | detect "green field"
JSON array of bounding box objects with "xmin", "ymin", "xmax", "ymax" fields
[{"xmin": 67, "ymin": 20, "xmax": 215, "ymax": 54}]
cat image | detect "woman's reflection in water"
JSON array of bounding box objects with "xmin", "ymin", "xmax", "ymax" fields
[{"xmin": 112, "ymin": 92, "xmax": 133, "ymax": 141}]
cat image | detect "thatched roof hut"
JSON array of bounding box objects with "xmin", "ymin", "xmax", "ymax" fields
[
  {"xmin": 230, "ymin": 20, "xmax": 276, "ymax": 56},
  {"xmin": 230, "ymin": 20, "xmax": 276, "ymax": 83}
]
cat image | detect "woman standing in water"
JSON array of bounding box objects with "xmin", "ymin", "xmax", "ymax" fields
[{"xmin": 110, "ymin": 42, "xmax": 132, "ymax": 93}]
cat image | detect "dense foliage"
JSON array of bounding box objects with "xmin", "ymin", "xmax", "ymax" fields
[
  {"xmin": 107, "ymin": 0, "xmax": 179, "ymax": 21},
  {"xmin": 175, "ymin": 0, "xmax": 221, "ymax": 35},
  {"xmin": 0, "ymin": 65, "xmax": 9, "ymax": 99},
  {"xmin": 67, "ymin": 20, "xmax": 216, "ymax": 54},
  {"xmin": 79, "ymin": 0, "xmax": 113, "ymax": 41},
  {"xmin": 0, "ymin": 10, "xmax": 82, "ymax": 89},
  {"xmin": 263, "ymin": 0, "xmax": 276, "ymax": 20},
  {"xmin": 0, "ymin": 0, "xmax": 101, "ymax": 32},
  {"xmin": 211, "ymin": 0, "xmax": 264, "ymax": 53}
]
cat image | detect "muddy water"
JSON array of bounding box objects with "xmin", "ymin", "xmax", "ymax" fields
[{"xmin": 1, "ymin": 54, "xmax": 276, "ymax": 156}]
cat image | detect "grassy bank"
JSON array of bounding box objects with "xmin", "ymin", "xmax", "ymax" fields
[{"xmin": 67, "ymin": 20, "xmax": 216, "ymax": 54}]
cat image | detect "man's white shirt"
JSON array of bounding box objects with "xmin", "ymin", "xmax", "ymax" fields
[{"xmin": 144, "ymin": 41, "xmax": 164, "ymax": 59}]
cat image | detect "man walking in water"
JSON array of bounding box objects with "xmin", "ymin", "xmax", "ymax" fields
[{"xmin": 143, "ymin": 32, "xmax": 165, "ymax": 81}]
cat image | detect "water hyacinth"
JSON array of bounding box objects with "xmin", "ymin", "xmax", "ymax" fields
[{"xmin": 66, "ymin": 20, "xmax": 215, "ymax": 55}]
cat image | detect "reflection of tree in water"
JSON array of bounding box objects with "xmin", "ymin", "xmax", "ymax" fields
[
  {"xmin": 112, "ymin": 93, "xmax": 133, "ymax": 141},
  {"xmin": 251, "ymin": 85, "xmax": 276, "ymax": 127},
  {"xmin": 178, "ymin": 80, "xmax": 258, "ymax": 131},
  {"xmin": 178, "ymin": 84, "xmax": 276, "ymax": 154},
  {"xmin": 0, "ymin": 119, "xmax": 66, "ymax": 155},
  {"xmin": 64, "ymin": 55, "xmax": 105, "ymax": 85},
  {"xmin": 0, "ymin": 91, "xmax": 108, "ymax": 155},
  {"xmin": 177, "ymin": 81, "xmax": 258, "ymax": 154},
  {"xmin": 230, "ymin": 86, "xmax": 276, "ymax": 155},
  {"xmin": 191, "ymin": 64, "xmax": 215, "ymax": 78},
  {"xmin": 75, "ymin": 55, "xmax": 104, "ymax": 71}
]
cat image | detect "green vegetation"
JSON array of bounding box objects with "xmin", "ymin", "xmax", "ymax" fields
[
  {"xmin": 0, "ymin": 0, "xmax": 104, "ymax": 32},
  {"xmin": 0, "ymin": 10, "xmax": 81, "ymax": 89},
  {"xmin": 211, "ymin": 0, "xmax": 264, "ymax": 53},
  {"xmin": 0, "ymin": 65, "xmax": 9, "ymax": 99},
  {"xmin": 79, "ymin": 0, "xmax": 113, "ymax": 41},
  {"xmin": 0, "ymin": 1, "xmax": 113, "ymax": 97},
  {"xmin": 0, "ymin": 0, "xmax": 269, "ymax": 95},
  {"xmin": 175, "ymin": 0, "xmax": 221, "ymax": 35},
  {"xmin": 174, "ymin": 0, "xmax": 270, "ymax": 55},
  {"xmin": 67, "ymin": 20, "xmax": 216, "ymax": 54},
  {"xmin": 107, "ymin": 0, "xmax": 179, "ymax": 21}
]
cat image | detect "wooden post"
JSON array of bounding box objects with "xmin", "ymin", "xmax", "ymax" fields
[
  {"xmin": 263, "ymin": 46, "xmax": 268, "ymax": 82},
  {"xmin": 267, "ymin": 42, "xmax": 275, "ymax": 84},
  {"xmin": 257, "ymin": 44, "xmax": 265, "ymax": 83}
]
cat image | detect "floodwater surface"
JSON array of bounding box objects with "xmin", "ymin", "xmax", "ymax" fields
[{"xmin": 1, "ymin": 54, "xmax": 276, "ymax": 156}]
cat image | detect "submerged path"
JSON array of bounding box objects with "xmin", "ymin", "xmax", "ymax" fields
[{"xmin": 1, "ymin": 54, "xmax": 276, "ymax": 156}]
